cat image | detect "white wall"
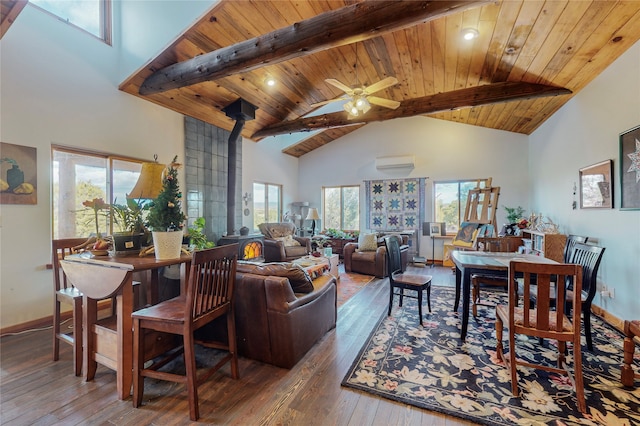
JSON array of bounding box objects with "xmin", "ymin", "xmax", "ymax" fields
[
  {"xmin": 0, "ymin": 3, "xmax": 207, "ymax": 328},
  {"xmin": 241, "ymin": 136, "xmax": 299, "ymax": 231},
  {"xmin": 529, "ymin": 40, "xmax": 640, "ymax": 320},
  {"xmin": 297, "ymin": 115, "xmax": 530, "ymax": 260}
]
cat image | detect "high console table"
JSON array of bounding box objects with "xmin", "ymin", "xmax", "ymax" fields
[{"xmin": 61, "ymin": 253, "xmax": 192, "ymax": 399}]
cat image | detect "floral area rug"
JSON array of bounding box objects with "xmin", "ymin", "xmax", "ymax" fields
[
  {"xmin": 342, "ymin": 286, "xmax": 640, "ymax": 425},
  {"xmin": 337, "ymin": 271, "xmax": 375, "ymax": 307}
]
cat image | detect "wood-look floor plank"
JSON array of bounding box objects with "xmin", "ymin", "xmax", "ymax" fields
[{"xmin": 0, "ymin": 266, "xmax": 476, "ymax": 425}]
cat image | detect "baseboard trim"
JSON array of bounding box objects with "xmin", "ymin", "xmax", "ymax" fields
[
  {"xmin": 1, "ymin": 299, "xmax": 114, "ymax": 337},
  {"xmin": 592, "ymin": 303, "xmax": 626, "ymax": 334}
]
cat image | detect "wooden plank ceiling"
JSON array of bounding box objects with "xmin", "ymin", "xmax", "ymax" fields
[
  {"xmin": 0, "ymin": 0, "xmax": 27, "ymax": 39},
  {"xmin": 89, "ymin": 2, "xmax": 640, "ymax": 156}
]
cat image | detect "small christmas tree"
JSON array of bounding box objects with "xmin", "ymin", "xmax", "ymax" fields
[{"xmin": 146, "ymin": 156, "xmax": 187, "ymax": 232}]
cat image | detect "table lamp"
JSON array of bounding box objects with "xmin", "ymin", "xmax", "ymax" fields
[{"xmin": 306, "ymin": 207, "xmax": 320, "ymax": 236}]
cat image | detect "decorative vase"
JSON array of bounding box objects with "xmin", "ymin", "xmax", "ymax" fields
[
  {"xmin": 7, "ymin": 164, "xmax": 24, "ymax": 191},
  {"xmin": 152, "ymin": 230, "xmax": 184, "ymax": 260}
]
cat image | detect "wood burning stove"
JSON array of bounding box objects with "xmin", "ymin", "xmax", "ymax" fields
[{"xmin": 217, "ymin": 234, "xmax": 264, "ymax": 261}]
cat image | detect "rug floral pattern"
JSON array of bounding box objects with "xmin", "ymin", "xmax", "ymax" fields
[{"xmin": 342, "ymin": 286, "xmax": 640, "ymax": 425}]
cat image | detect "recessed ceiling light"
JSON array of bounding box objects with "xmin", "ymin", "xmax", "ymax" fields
[
  {"xmin": 265, "ymin": 76, "xmax": 276, "ymax": 87},
  {"xmin": 462, "ymin": 28, "xmax": 479, "ymax": 41}
]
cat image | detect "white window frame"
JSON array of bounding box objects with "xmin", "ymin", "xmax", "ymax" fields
[
  {"xmin": 30, "ymin": 0, "xmax": 112, "ymax": 45},
  {"xmin": 321, "ymin": 185, "xmax": 360, "ymax": 232},
  {"xmin": 52, "ymin": 146, "xmax": 144, "ymax": 239},
  {"xmin": 252, "ymin": 181, "xmax": 282, "ymax": 226}
]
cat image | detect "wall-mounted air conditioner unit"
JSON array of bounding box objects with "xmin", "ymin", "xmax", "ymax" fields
[{"xmin": 375, "ymin": 155, "xmax": 415, "ymax": 170}]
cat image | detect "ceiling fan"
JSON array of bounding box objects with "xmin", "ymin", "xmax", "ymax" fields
[{"xmin": 312, "ymin": 76, "xmax": 400, "ymax": 118}]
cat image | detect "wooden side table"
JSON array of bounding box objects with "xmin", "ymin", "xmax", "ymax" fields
[{"xmin": 622, "ymin": 320, "xmax": 640, "ymax": 387}]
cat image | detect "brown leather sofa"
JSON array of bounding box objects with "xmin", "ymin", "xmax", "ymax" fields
[
  {"xmin": 233, "ymin": 263, "xmax": 337, "ymax": 368},
  {"xmin": 343, "ymin": 234, "xmax": 409, "ymax": 278},
  {"xmin": 258, "ymin": 222, "xmax": 311, "ymax": 262}
]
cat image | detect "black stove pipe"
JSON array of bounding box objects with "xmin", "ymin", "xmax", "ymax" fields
[
  {"xmin": 227, "ymin": 118, "xmax": 245, "ymax": 236},
  {"xmin": 222, "ymin": 98, "xmax": 257, "ymax": 237}
]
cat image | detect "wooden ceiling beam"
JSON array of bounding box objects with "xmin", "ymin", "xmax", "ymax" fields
[
  {"xmin": 139, "ymin": 0, "xmax": 490, "ymax": 95},
  {"xmin": 252, "ymin": 82, "xmax": 572, "ymax": 139}
]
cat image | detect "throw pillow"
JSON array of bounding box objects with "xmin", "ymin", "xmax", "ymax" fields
[
  {"xmin": 274, "ymin": 235, "xmax": 301, "ymax": 247},
  {"xmin": 236, "ymin": 262, "xmax": 314, "ymax": 293},
  {"xmin": 357, "ymin": 233, "xmax": 378, "ymax": 252}
]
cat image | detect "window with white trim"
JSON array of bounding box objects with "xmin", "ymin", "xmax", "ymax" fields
[
  {"xmin": 322, "ymin": 185, "xmax": 359, "ymax": 232},
  {"xmin": 30, "ymin": 0, "xmax": 112, "ymax": 44},
  {"xmin": 434, "ymin": 180, "xmax": 485, "ymax": 235},
  {"xmin": 252, "ymin": 182, "xmax": 282, "ymax": 226},
  {"xmin": 52, "ymin": 147, "xmax": 143, "ymax": 239}
]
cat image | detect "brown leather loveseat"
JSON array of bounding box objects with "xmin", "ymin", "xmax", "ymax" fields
[{"xmin": 233, "ymin": 262, "xmax": 337, "ymax": 368}]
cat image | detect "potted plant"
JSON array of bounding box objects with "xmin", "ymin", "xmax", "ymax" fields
[
  {"xmin": 146, "ymin": 156, "xmax": 187, "ymax": 259},
  {"xmin": 186, "ymin": 217, "xmax": 215, "ymax": 250},
  {"xmin": 111, "ymin": 198, "xmax": 149, "ymax": 253},
  {"xmin": 80, "ymin": 197, "xmax": 111, "ymax": 253},
  {"xmin": 503, "ymin": 205, "xmax": 525, "ymax": 224}
]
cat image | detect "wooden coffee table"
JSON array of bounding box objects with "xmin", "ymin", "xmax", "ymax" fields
[{"xmin": 622, "ymin": 320, "xmax": 640, "ymax": 387}]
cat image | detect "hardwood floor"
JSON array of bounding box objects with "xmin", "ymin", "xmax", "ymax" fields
[{"xmin": 1, "ymin": 266, "xmax": 475, "ymax": 425}]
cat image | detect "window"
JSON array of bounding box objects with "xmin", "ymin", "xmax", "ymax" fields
[
  {"xmin": 52, "ymin": 147, "xmax": 143, "ymax": 239},
  {"xmin": 322, "ymin": 185, "xmax": 359, "ymax": 231},
  {"xmin": 434, "ymin": 180, "xmax": 485, "ymax": 234},
  {"xmin": 253, "ymin": 182, "xmax": 282, "ymax": 226},
  {"xmin": 30, "ymin": 0, "xmax": 112, "ymax": 44}
]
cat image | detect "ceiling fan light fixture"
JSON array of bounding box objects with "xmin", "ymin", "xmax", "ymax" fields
[
  {"xmin": 344, "ymin": 101, "xmax": 358, "ymax": 116},
  {"xmin": 462, "ymin": 28, "xmax": 479, "ymax": 41},
  {"xmin": 355, "ymin": 96, "xmax": 367, "ymax": 109}
]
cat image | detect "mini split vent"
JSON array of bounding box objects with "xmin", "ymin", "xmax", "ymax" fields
[{"xmin": 375, "ymin": 155, "xmax": 415, "ymax": 170}]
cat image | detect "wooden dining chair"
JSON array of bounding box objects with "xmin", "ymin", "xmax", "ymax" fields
[
  {"xmin": 384, "ymin": 235, "xmax": 432, "ymax": 324},
  {"xmin": 564, "ymin": 243, "xmax": 605, "ymax": 351},
  {"xmin": 471, "ymin": 237, "xmax": 523, "ymax": 316},
  {"xmin": 52, "ymin": 237, "xmax": 89, "ymax": 376},
  {"xmin": 132, "ymin": 244, "xmax": 239, "ymax": 421},
  {"xmin": 621, "ymin": 320, "xmax": 640, "ymax": 387},
  {"xmin": 496, "ymin": 260, "xmax": 586, "ymax": 413},
  {"xmin": 563, "ymin": 235, "xmax": 589, "ymax": 263}
]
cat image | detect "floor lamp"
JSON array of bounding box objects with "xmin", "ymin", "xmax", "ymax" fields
[{"xmin": 423, "ymin": 222, "xmax": 445, "ymax": 267}]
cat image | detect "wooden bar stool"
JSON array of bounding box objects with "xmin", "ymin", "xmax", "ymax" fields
[
  {"xmin": 622, "ymin": 320, "xmax": 640, "ymax": 387},
  {"xmin": 52, "ymin": 238, "xmax": 90, "ymax": 376}
]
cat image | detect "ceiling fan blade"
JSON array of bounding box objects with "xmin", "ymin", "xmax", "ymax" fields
[
  {"xmin": 368, "ymin": 96, "xmax": 400, "ymax": 109},
  {"xmin": 310, "ymin": 96, "xmax": 350, "ymax": 108},
  {"xmin": 363, "ymin": 77, "xmax": 398, "ymax": 95},
  {"xmin": 325, "ymin": 78, "xmax": 354, "ymax": 95}
]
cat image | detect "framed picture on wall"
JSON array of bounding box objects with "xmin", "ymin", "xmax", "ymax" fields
[
  {"xmin": 579, "ymin": 159, "xmax": 613, "ymax": 209},
  {"xmin": 0, "ymin": 142, "xmax": 37, "ymax": 205},
  {"xmin": 620, "ymin": 125, "xmax": 640, "ymax": 210}
]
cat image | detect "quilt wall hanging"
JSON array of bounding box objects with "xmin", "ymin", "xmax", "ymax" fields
[{"xmin": 364, "ymin": 178, "xmax": 426, "ymax": 253}]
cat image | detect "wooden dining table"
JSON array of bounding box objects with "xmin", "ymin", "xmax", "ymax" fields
[
  {"xmin": 451, "ymin": 250, "xmax": 556, "ymax": 341},
  {"xmin": 60, "ymin": 252, "xmax": 192, "ymax": 400}
]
